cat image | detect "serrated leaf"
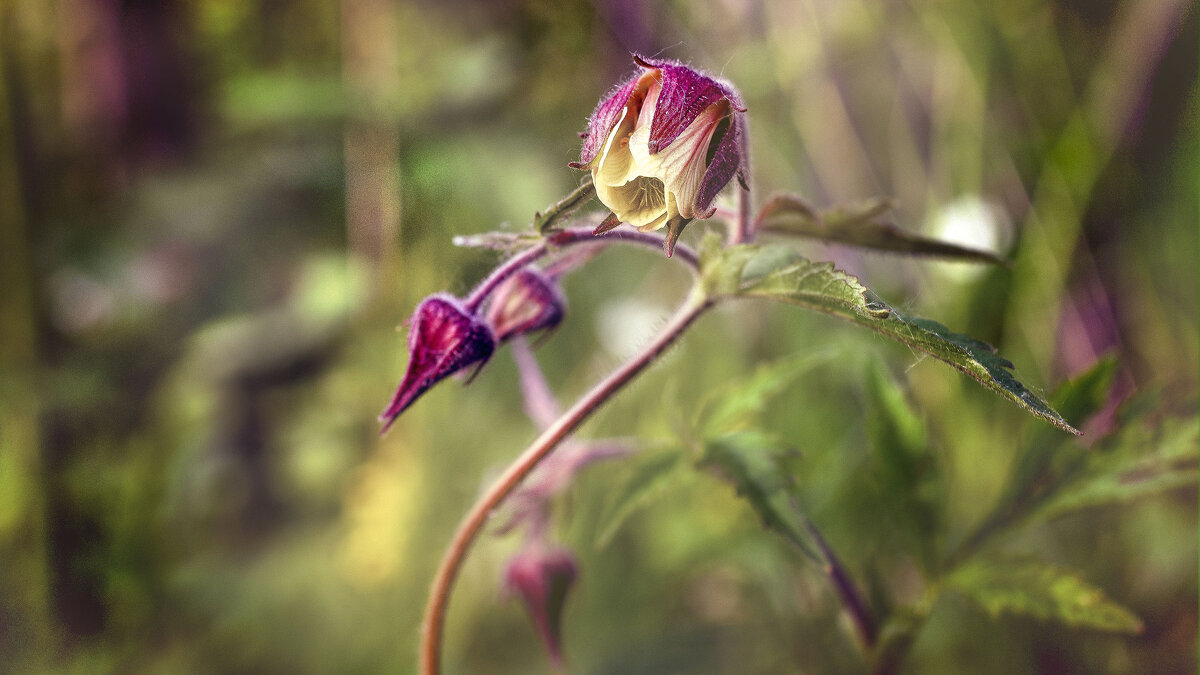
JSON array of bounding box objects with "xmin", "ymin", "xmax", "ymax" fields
[
  {"xmin": 699, "ymin": 431, "xmax": 819, "ymax": 560},
  {"xmin": 949, "ymin": 559, "xmax": 1143, "ymax": 634},
  {"xmin": 1032, "ymin": 411, "xmax": 1198, "ymax": 521},
  {"xmin": 702, "ymin": 245, "xmax": 1078, "ymax": 434},
  {"xmin": 594, "ymin": 447, "xmax": 685, "ymax": 549},
  {"xmin": 757, "ymin": 193, "xmax": 1009, "ymax": 265}
]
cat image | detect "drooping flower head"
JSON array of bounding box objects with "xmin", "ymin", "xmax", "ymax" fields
[
  {"xmin": 378, "ymin": 294, "xmax": 495, "ymax": 434},
  {"xmin": 484, "ymin": 267, "xmax": 567, "ymax": 343},
  {"xmin": 573, "ymin": 55, "xmax": 749, "ymax": 255},
  {"xmin": 503, "ymin": 544, "xmax": 579, "ymax": 667}
]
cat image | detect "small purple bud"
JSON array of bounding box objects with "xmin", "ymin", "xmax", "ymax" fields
[
  {"xmin": 484, "ymin": 268, "xmax": 566, "ymax": 343},
  {"xmin": 504, "ymin": 544, "xmax": 579, "ymax": 667},
  {"xmin": 378, "ymin": 294, "xmax": 495, "ymax": 434},
  {"xmin": 574, "ymin": 54, "xmax": 750, "ymax": 255}
]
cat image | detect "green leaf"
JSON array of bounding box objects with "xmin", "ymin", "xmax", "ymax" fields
[
  {"xmin": 949, "ymin": 558, "xmax": 1143, "ymax": 634},
  {"xmin": 757, "ymin": 193, "xmax": 1009, "ymax": 265},
  {"xmin": 698, "ymin": 231, "xmax": 758, "ymax": 296},
  {"xmin": 1031, "ymin": 407, "xmax": 1198, "ymax": 521},
  {"xmin": 698, "ymin": 431, "xmax": 819, "ymax": 560},
  {"xmin": 594, "ymin": 447, "xmax": 686, "ymax": 549},
  {"xmin": 702, "ymin": 243, "xmax": 1079, "ymax": 434}
]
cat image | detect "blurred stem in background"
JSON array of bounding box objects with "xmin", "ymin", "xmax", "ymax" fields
[
  {"xmin": 342, "ymin": 0, "xmax": 401, "ymax": 297},
  {"xmin": 0, "ymin": 11, "xmax": 51, "ymax": 660}
]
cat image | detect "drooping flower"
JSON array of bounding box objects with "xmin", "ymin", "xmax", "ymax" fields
[
  {"xmin": 503, "ymin": 543, "xmax": 579, "ymax": 667},
  {"xmin": 484, "ymin": 267, "xmax": 566, "ymax": 343},
  {"xmin": 378, "ymin": 294, "xmax": 495, "ymax": 434},
  {"xmin": 573, "ymin": 55, "xmax": 749, "ymax": 255}
]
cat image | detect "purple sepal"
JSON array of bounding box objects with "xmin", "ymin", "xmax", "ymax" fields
[
  {"xmin": 633, "ymin": 55, "xmax": 731, "ymax": 155},
  {"xmin": 484, "ymin": 268, "xmax": 567, "ymax": 343},
  {"xmin": 378, "ymin": 294, "xmax": 495, "ymax": 434},
  {"xmin": 504, "ymin": 544, "xmax": 579, "ymax": 667},
  {"xmin": 696, "ymin": 112, "xmax": 748, "ymax": 215},
  {"xmin": 578, "ymin": 75, "xmax": 641, "ymax": 166}
]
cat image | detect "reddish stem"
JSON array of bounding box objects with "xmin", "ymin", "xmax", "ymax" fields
[{"xmin": 419, "ymin": 294, "xmax": 712, "ymax": 675}]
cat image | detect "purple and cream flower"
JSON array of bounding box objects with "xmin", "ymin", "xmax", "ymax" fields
[
  {"xmin": 573, "ymin": 55, "xmax": 749, "ymax": 254},
  {"xmin": 378, "ymin": 294, "xmax": 495, "ymax": 434}
]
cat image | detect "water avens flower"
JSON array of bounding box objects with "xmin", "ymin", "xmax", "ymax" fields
[
  {"xmin": 378, "ymin": 294, "xmax": 495, "ymax": 434},
  {"xmin": 573, "ymin": 55, "xmax": 749, "ymax": 256},
  {"xmin": 484, "ymin": 267, "xmax": 566, "ymax": 343}
]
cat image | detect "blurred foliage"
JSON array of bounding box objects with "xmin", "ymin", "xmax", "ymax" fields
[{"xmin": 0, "ymin": 0, "xmax": 1196, "ymax": 673}]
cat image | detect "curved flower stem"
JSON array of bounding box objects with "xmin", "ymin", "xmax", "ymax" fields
[
  {"xmin": 419, "ymin": 292, "xmax": 714, "ymax": 675},
  {"xmin": 463, "ymin": 227, "xmax": 699, "ymax": 312},
  {"xmin": 463, "ymin": 243, "xmax": 549, "ymax": 313}
]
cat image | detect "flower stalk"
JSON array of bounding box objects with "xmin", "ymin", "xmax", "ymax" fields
[{"xmin": 419, "ymin": 292, "xmax": 713, "ymax": 675}]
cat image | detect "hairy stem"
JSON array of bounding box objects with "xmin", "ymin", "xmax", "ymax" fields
[
  {"xmin": 419, "ymin": 293, "xmax": 713, "ymax": 675},
  {"xmin": 463, "ymin": 227, "xmax": 699, "ymax": 312}
]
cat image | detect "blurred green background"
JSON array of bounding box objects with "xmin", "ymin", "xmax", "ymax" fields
[{"xmin": 1, "ymin": 0, "xmax": 1195, "ymax": 673}]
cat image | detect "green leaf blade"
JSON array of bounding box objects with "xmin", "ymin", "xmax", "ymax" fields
[
  {"xmin": 949, "ymin": 559, "xmax": 1143, "ymax": 634},
  {"xmin": 704, "ymin": 245, "xmax": 1079, "ymax": 434},
  {"xmin": 1033, "ymin": 411, "xmax": 1199, "ymax": 521},
  {"xmin": 699, "ymin": 431, "xmax": 819, "ymax": 560}
]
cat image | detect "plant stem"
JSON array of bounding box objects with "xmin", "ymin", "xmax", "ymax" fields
[
  {"xmin": 585, "ymin": 228, "xmax": 701, "ymax": 269},
  {"xmin": 733, "ymin": 186, "xmax": 752, "ymax": 244},
  {"xmin": 799, "ymin": 513, "xmax": 877, "ymax": 647},
  {"xmin": 419, "ymin": 293, "xmax": 712, "ymax": 675},
  {"xmin": 463, "ymin": 227, "xmax": 699, "ymax": 312}
]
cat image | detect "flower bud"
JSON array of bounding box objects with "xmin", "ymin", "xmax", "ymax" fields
[
  {"xmin": 378, "ymin": 294, "xmax": 495, "ymax": 434},
  {"xmin": 504, "ymin": 544, "xmax": 579, "ymax": 666},
  {"xmin": 573, "ymin": 55, "xmax": 749, "ymax": 255},
  {"xmin": 484, "ymin": 268, "xmax": 566, "ymax": 343}
]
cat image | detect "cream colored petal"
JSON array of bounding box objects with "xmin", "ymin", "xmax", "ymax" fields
[
  {"xmin": 635, "ymin": 193, "xmax": 677, "ymax": 232},
  {"xmin": 628, "ymin": 101, "xmax": 726, "ymax": 218},
  {"xmin": 635, "ymin": 212, "xmax": 669, "ymax": 232},
  {"xmin": 597, "ymin": 175, "xmax": 667, "ymax": 228},
  {"xmin": 594, "ymin": 106, "xmax": 638, "ymax": 188}
]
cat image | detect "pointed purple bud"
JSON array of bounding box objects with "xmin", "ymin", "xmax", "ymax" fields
[
  {"xmin": 575, "ymin": 54, "xmax": 749, "ymax": 253},
  {"xmin": 378, "ymin": 294, "xmax": 495, "ymax": 434},
  {"xmin": 484, "ymin": 268, "xmax": 566, "ymax": 343},
  {"xmin": 504, "ymin": 544, "xmax": 579, "ymax": 667}
]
